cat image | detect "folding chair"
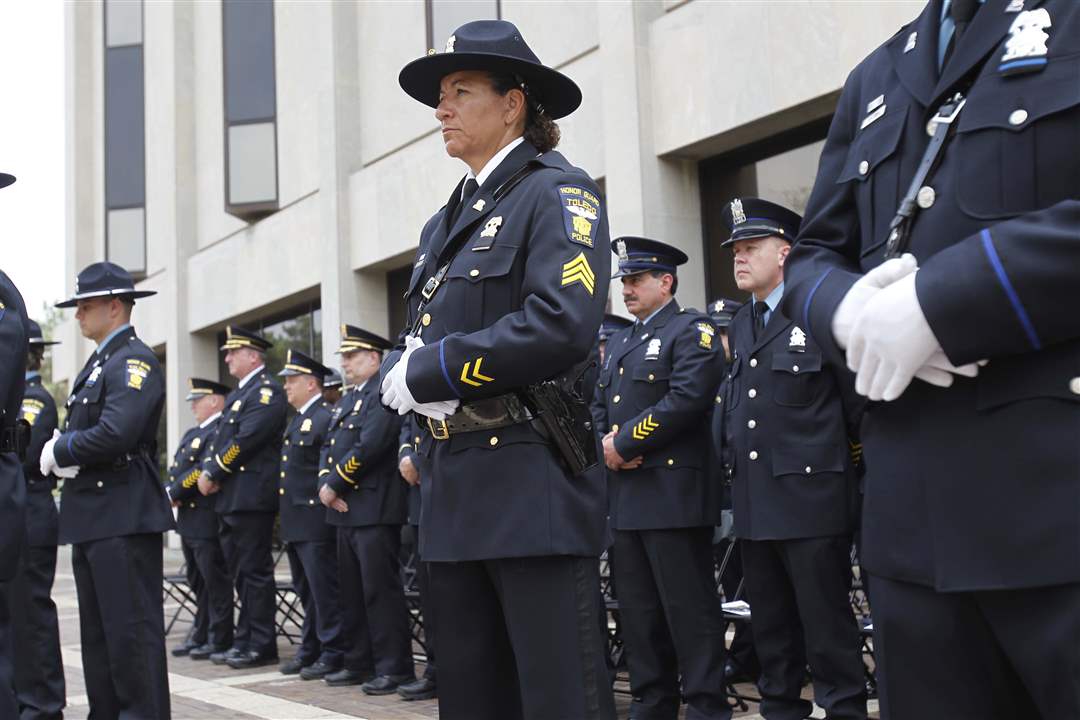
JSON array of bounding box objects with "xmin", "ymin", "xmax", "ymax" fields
[
  {"xmin": 272, "ymin": 546, "xmax": 305, "ymax": 644},
  {"xmin": 162, "ymin": 563, "xmax": 198, "ymax": 635}
]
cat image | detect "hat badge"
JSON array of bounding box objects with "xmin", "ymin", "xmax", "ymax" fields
[
  {"xmin": 444, "ymin": 35, "xmax": 456, "ymax": 53},
  {"xmin": 616, "ymin": 239, "xmax": 628, "ymax": 263},
  {"xmin": 731, "ymin": 198, "xmax": 746, "ymax": 225}
]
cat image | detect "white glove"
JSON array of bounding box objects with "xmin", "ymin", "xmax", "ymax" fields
[
  {"xmin": 831, "ymin": 254, "xmax": 918, "ymax": 350},
  {"xmin": 847, "ymin": 272, "xmax": 978, "ymax": 401},
  {"xmin": 412, "ymin": 399, "xmax": 461, "ymax": 422},
  {"xmin": 381, "ymin": 335, "xmax": 425, "ymax": 415},
  {"xmin": 54, "ymin": 464, "xmax": 80, "ymax": 479},
  {"xmin": 40, "ymin": 429, "xmax": 80, "ymax": 478}
]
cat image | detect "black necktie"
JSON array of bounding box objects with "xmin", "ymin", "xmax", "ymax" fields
[
  {"xmin": 943, "ymin": 0, "xmax": 981, "ymax": 68},
  {"xmin": 450, "ymin": 178, "xmax": 479, "ymax": 229},
  {"xmin": 753, "ymin": 301, "xmax": 769, "ymax": 341}
]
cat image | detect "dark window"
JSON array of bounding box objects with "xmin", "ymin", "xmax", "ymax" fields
[
  {"xmin": 426, "ymin": 0, "xmax": 500, "ymax": 52},
  {"xmin": 222, "ymin": 0, "xmax": 278, "ymax": 220},
  {"xmin": 216, "ymin": 301, "xmax": 322, "ymax": 384},
  {"xmin": 386, "ymin": 264, "xmax": 413, "ymax": 344},
  {"xmin": 104, "ymin": 0, "xmax": 146, "ymax": 278},
  {"xmin": 699, "ymin": 119, "xmax": 830, "ymax": 304}
]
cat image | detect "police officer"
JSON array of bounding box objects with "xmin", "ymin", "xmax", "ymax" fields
[
  {"xmin": 593, "ymin": 236, "xmax": 730, "ymax": 720},
  {"xmin": 42, "ymin": 261, "xmax": 173, "ymax": 718},
  {"xmin": 395, "ymin": 414, "xmax": 437, "ymax": 701},
  {"xmin": 319, "ymin": 325, "xmax": 413, "ymax": 693},
  {"xmin": 708, "ymin": 299, "xmax": 742, "ymax": 363},
  {"xmin": 12, "ymin": 320, "xmax": 65, "ymax": 719},
  {"xmin": 321, "ymin": 369, "xmax": 344, "ymax": 407},
  {"xmin": 717, "ymin": 199, "xmax": 867, "ymax": 719},
  {"xmin": 781, "ymin": 3, "xmax": 1080, "ymax": 717},
  {"xmin": 198, "ymin": 326, "xmax": 287, "ymax": 669},
  {"xmin": 598, "ymin": 313, "xmax": 633, "ymax": 366},
  {"xmin": 166, "ymin": 378, "xmax": 235, "ymax": 661},
  {"xmin": 0, "ymin": 188, "xmax": 31, "ymax": 719},
  {"xmin": 383, "ymin": 20, "xmax": 615, "ymax": 719},
  {"xmin": 277, "ymin": 349, "xmax": 345, "ymax": 680}
]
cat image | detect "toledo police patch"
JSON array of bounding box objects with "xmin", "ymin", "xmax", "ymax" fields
[
  {"xmin": 126, "ymin": 359, "xmax": 151, "ymax": 390},
  {"xmin": 558, "ymin": 185, "xmax": 600, "ymax": 248}
]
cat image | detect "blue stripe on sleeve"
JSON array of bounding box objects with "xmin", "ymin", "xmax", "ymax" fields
[
  {"xmin": 981, "ymin": 228, "xmax": 1041, "ymax": 351},
  {"xmin": 65, "ymin": 433, "xmax": 81, "ymax": 465},
  {"xmin": 437, "ymin": 338, "xmax": 461, "ymax": 398},
  {"xmin": 803, "ymin": 268, "xmax": 834, "ymax": 338}
]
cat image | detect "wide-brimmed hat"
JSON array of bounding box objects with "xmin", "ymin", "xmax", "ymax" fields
[
  {"xmin": 28, "ymin": 319, "xmax": 60, "ymax": 346},
  {"xmin": 399, "ymin": 20, "xmax": 582, "ymax": 120},
  {"xmin": 0, "ymin": 173, "xmax": 14, "ymax": 189},
  {"xmin": 55, "ymin": 261, "xmax": 157, "ymax": 308}
]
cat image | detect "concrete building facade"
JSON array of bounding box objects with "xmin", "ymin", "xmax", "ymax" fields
[{"xmin": 61, "ymin": 0, "xmax": 923, "ymax": 457}]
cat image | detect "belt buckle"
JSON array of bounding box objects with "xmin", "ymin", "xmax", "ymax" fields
[
  {"xmin": 930, "ymin": 95, "xmax": 966, "ymax": 126},
  {"xmin": 428, "ymin": 418, "xmax": 449, "ymax": 441},
  {"xmin": 421, "ymin": 276, "xmax": 439, "ymax": 301}
]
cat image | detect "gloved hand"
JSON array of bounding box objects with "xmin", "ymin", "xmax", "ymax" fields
[
  {"xmin": 831, "ymin": 254, "xmax": 918, "ymax": 350},
  {"xmin": 412, "ymin": 399, "xmax": 460, "ymax": 421},
  {"xmin": 847, "ymin": 272, "xmax": 979, "ymax": 401},
  {"xmin": 54, "ymin": 464, "xmax": 80, "ymax": 479},
  {"xmin": 40, "ymin": 429, "xmax": 79, "ymax": 478},
  {"xmin": 381, "ymin": 335, "xmax": 425, "ymax": 415}
]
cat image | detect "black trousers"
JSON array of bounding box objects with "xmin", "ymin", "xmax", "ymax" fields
[
  {"xmin": 715, "ymin": 538, "xmax": 760, "ymax": 678},
  {"xmin": 741, "ymin": 537, "xmax": 866, "ymax": 720},
  {"xmin": 286, "ymin": 540, "xmax": 345, "ymax": 666},
  {"xmin": 871, "ymin": 574, "xmax": 1080, "ymax": 720},
  {"xmin": 0, "ymin": 577, "xmax": 16, "ymax": 720},
  {"xmin": 613, "ymin": 527, "xmax": 730, "ymax": 720},
  {"xmin": 337, "ymin": 525, "xmax": 413, "ymax": 676},
  {"xmin": 182, "ymin": 535, "xmax": 234, "ymax": 650},
  {"xmin": 219, "ymin": 512, "xmax": 277, "ymax": 655},
  {"xmin": 411, "ymin": 524, "xmax": 437, "ymax": 678},
  {"xmin": 72, "ymin": 533, "xmax": 170, "ymax": 719},
  {"xmin": 11, "ymin": 544, "xmax": 64, "ymax": 720},
  {"xmin": 431, "ymin": 555, "xmax": 616, "ymax": 720}
]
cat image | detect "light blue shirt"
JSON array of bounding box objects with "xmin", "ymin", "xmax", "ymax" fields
[
  {"xmin": 640, "ymin": 299, "xmax": 675, "ymax": 327},
  {"xmin": 25, "ymin": 371, "xmax": 40, "ymax": 381},
  {"xmin": 757, "ymin": 282, "xmax": 784, "ymax": 327},
  {"xmin": 96, "ymin": 323, "xmax": 131, "ymax": 354},
  {"xmin": 938, "ymin": 0, "xmax": 987, "ymax": 70}
]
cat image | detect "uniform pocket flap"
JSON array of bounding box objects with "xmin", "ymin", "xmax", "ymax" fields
[
  {"xmin": 959, "ymin": 59, "xmax": 1080, "ymax": 133},
  {"xmin": 772, "ymin": 444, "xmax": 846, "ymax": 477},
  {"xmin": 446, "ymin": 244, "xmax": 520, "ymax": 283},
  {"xmin": 837, "ymin": 110, "xmax": 906, "ymax": 183},
  {"xmin": 631, "ymin": 365, "xmax": 672, "ymax": 383},
  {"xmin": 770, "ymin": 351, "xmax": 822, "ymax": 375}
]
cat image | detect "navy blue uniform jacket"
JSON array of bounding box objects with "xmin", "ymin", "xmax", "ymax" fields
[
  {"xmin": 779, "ymin": 0, "xmax": 1080, "ymax": 591},
  {"xmin": 592, "ymin": 301, "xmax": 722, "ymax": 530},
  {"xmin": 54, "ymin": 327, "xmax": 174, "ymax": 544},
  {"xmin": 381, "ymin": 140, "xmax": 611, "ymax": 561},
  {"xmin": 166, "ymin": 419, "xmax": 221, "ymax": 540},
  {"xmin": 280, "ymin": 399, "xmax": 334, "ymax": 543},
  {"xmin": 201, "ymin": 368, "xmax": 287, "ymax": 514},
  {"xmin": 21, "ymin": 377, "xmax": 59, "ymax": 548},
  {"xmin": 0, "ymin": 270, "xmax": 28, "ymax": 579}
]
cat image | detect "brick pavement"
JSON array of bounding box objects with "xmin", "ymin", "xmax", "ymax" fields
[{"xmin": 48, "ymin": 544, "xmax": 878, "ymax": 719}]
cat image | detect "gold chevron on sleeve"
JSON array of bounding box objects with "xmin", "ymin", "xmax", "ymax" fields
[
  {"xmin": 631, "ymin": 414, "xmax": 660, "ymax": 441},
  {"xmin": 560, "ymin": 252, "xmax": 596, "ymax": 295},
  {"xmin": 335, "ymin": 465, "xmax": 358, "ymax": 486},
  {"xmin": 181, "ymin": 468, "xmax": 202, "ymax": 489},
  {"xmin": 460, "ymin": 356, "xmax": 495, "ymax": 387}
]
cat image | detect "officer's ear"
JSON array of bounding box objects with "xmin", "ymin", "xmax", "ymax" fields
[
  {"xmin": 776, "ymin": 239, "xmax": 792, "ymax": 268},
  {"xmin": 502, "ymin": 86, "xmax": 526, "ymax": 128}
]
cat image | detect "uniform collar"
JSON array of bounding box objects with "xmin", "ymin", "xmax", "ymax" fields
[
  {"xmin": 25, "ymin": 371, "xmax": 41, "ymax": 383},
  {"xmin": 298, "ymin": 394, "xmax": 321, "ymax": 416},
  {"xmin": 199, "ymin": 411, "xmax": 222, "ymax": 429},
  {"xmin": 758, "ymin": 281, "xmax": 784, "ymax": 314},
  {"xmin": 639, "ymin": 298, "xmax": 675, "ymax": 326},
  {"xmin": 464, "ymin": 136, "xmax": 525, "ymax": 196},
  {"xmin": 237, "ymin": 365, "xmax": 265, "ymax": 389},
  {"xmin": 96, "ymin": 323, "xmax": 132, "ymax": 354}
]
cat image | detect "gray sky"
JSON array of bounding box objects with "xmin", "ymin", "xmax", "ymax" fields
[{"xmin": 1, "ymin": 0, "xmax": 65, "ymax": 320}]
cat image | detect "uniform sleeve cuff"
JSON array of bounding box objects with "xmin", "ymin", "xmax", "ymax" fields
[
  {"xmin": 802, "ymin": 268, "xmax": 860, "ymax": 369},
  {"xmin": 53, "ymin": 432, "xmax": 78, "ymax": 467},
  {"xmin": 406, "ymin": 340, "xmax": 460, "ymax": 403}
]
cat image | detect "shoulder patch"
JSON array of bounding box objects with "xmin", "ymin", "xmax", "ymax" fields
[
  {"xmin": 125, "ymin": 359, "xmax": 151, "ymax": 390},
  {"xmin": 558, "ymin": 185, "xmax": 600, "ymax": 248},
  {"xmin": 20, "ymin": 398, "xmax": 44, "ymax": 426},
  {"xmin": 696, "ymin": 322, "xmax": 715, "ymax": 350},
  {"xmin": 259, "ymin": 387, "xmax": 274, "ymax": 405}
]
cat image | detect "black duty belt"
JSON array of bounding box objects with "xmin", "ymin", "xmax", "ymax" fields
[
  {"xmin": 0, "ymin": 421, "xmax": 30, "ymax": 459},
  {"xmin": 424, "ymin": 393, "xmax": 537, "ymax": 441},
  {"xmin": 84, "ymin": 444, "xmax": 154, "ymax": 472},
  {"xmin": 883, "ymin": 93, "xmax": 966, "ymax": 259}
]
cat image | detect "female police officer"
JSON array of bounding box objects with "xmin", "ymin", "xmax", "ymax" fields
[{"xmin": 381, "ymin": 20, "xmax": 615, "ymax": 720}]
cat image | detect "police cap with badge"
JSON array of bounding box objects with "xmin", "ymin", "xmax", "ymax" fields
[
  {"xmin": 336, "ymin": 324, "xmax": 393, "ymax": 354},
  {"xmin": 611, "ymin": 236, "xmax": 689, "ymax": 278},
  {"xmin": 185, "ymin": 377, "xmax": 231, "ymax": 401},
  {"xmin": 55, "ymin": 261, "xmax": 157, "ymax": 308},
  {"xmin": 28, "ymin": 319, "xmax": 60, "ymax": 346},
  {"xmin": 322, "ymin": 370, "xmax": 344, "ymax": 389},
  {"xmin": 708, "ymin": 299, "xmax": 744, "ymax": 330},
  {"xmin": 720, "ymin": 197, "xmax": 802, "ymax": 247},
  {"xmin": 278, "ymin": 349, "xmax": 332, "ymax": 380},
  {"xmin": 220, "ymin": 326, "xmax": 273, "ymax": 353}
]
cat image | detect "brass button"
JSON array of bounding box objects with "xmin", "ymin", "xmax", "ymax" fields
[
  {"xmin": 748, "ymin": 388, "xmax": 757, "ymax": 399},
  {"xmin": 240, "ymin": 466, "xmax": 245, "ymax": 472},
  {"xmin": 282, "ymin": 455, "xmax": 287, "ymax": 462},
  {"xmin": 618, "ymin": 367, "xmax": 624, "ymax": 375},
  {"xmin": 666, "ymin": 458, "xmax": 674, "ymax": 466},
  {"xmin": 279, "ymin": 488, "xmax": 285, "ymax": 495},
  {"xmin": 613, "ymin": 395, "xmax": 621, "ymax": 403},
  {"xmin": 1069, "ymin": 377, "xmax": 1080, "ymax": 395},
  {"xmin": 749, "ymin": 358, "xmax": 758, "ymax": 368},
  {"xmin": 489, "ymin": 436, "xmax": 499, "ymax": 446},
  {"xmin": 749, "ymin": 451, "xmax": 758, "ymax": 461},
  {"xmin": 748, "ymin": 420, "xmax": 756, "ymax": 429},
  {"xmin": 414, "ymin": 436, "xmax": 420, "ymax": 443},
  {"xmin": 469, "ymin": 269, "xmax": 480, "ymax": 277},
  {"xmin": 858, "ymin": 160, "xmax": 869, "ymax": 175},
  {"xmin": 916, "ymin": 186, "xmax": 935, "ymax": 209},
  {"xmin": 284, "ymin": 439, "xmax": 290, "ymax": 446},
  {"xmin": 1009, "ymin": 109, "xmax": 1028, "ymax": 126},
  {"xmin": 280, "ymin": 472, "xmax": 285, "ymax": 478},
  {"xmin": 715, "ymin": 395, "xmax": 722, "ymax": 404},
  {"xmin": 648, "ymin": 373, "xmax": 655, "ymax": 381},
  {"xmin": 422, "ymin": 313, "xmax": 431, "ymax": 327},
  {"xmin": 327, "ymin": 456, "xmax": 333, "ymax": 463},
  {"xmin": 189, "ymin": 502, "xmax": 196, "ymax": 508}
]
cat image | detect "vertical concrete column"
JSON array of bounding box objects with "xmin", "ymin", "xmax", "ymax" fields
[{"xmin": 597, "ymin": 0, "xmax": 706, "ymax": 310}]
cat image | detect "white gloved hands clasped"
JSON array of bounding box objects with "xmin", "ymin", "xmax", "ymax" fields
[
  {"xmin": 831, "ymin": 254, "xmax": 918, "ymax": 350},
  {"xmin": 40, "ymin": 429, "xmax": 80, "ymax": 479},
  {"xmin": 380, "ymin": 335, "xmax": 460, "ymax": 421}
]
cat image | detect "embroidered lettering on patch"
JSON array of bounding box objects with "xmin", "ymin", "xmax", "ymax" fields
[
  {"xmin": 558, "ymin": 185, "xmax": 600, "ymax": 248},
  {"xmin": 126, "ymin": 359, "xmax": 151, "ymax": 390}
]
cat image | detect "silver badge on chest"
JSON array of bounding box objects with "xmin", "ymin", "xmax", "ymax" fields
[
  {"xmin": 645, "ymin": 337, "xmax": 662, "ymax": 360},
  {"xmin": 1000, "ymin": 9, "xmax": 1051, "ymax": 76}
]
